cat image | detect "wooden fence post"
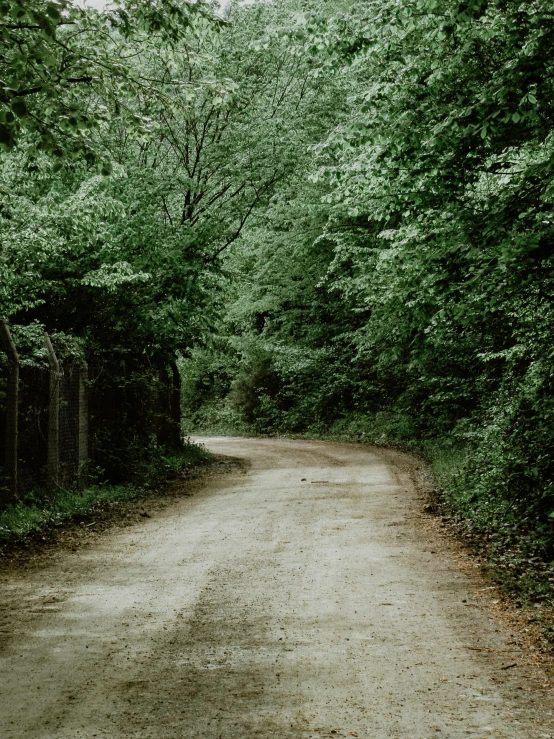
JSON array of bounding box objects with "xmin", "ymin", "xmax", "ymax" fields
[
  {"xmin": 0, "ymin": 319, "xmax": 19, "ymax": 501},
  {"xmin": 78, "ymin": 363, "xmax": 88, "ymax": 483},
  {"xmin": 44, "ymin": 333, "xmax": 60, "ymax": 494}
]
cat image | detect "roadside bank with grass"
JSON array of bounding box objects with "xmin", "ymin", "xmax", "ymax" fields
[{"xmin": 0, "ymin": 440, "xmax": 212, "ymax": 551}]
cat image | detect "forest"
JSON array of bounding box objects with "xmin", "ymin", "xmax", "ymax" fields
[{"xmin": 1, "ymin": 0, "xmax": 554, "ymax": 604}]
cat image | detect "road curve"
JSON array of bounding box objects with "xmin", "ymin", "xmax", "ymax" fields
[{"xmin": 0, "ymin": 437, "xmax": 553, "ymax": 738}]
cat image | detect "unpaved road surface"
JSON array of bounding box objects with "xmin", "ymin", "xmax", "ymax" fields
[{"xmin": 1, "ymin": 438, "xmax": 553, "ymax": 739}]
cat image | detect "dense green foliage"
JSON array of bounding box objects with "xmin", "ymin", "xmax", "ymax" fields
[
  {"xmin": 1, "ymin": 0, "xmax": 334, "ymax": 478},
  {"xmin": 0, "ymin": 0, "xmax": 216, "ymax": 157},
  {"xmin": 3, "ymin": 0, "xmax": 554, "ymax": 598},
  {"xmin": 181, "ymin": 0, "xmax": 554, "ymax": 601},
  {"xmin": 0, "ymin": 439, "xmax": 211, "ymax": 547}
]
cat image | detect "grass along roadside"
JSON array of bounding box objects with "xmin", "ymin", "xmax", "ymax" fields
[
  {"xmin": 425, "ymin": 438, "xmax": 554, "ymax": 614},
  {"xmin": 0, "ymin": 439, "xmax": 212, "ymax": 550}
]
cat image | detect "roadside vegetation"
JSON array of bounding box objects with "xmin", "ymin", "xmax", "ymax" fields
[{"xmin": 0, "ymin": 440, "xmax": 211, "ymax": 547}]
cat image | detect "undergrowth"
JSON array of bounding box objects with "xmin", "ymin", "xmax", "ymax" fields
[
  {"xmin": 0, "ymin": 439, "xmax": 212, "ymax": 547},
  {"xmin": 426, "ymin": 438, "xmax": 554, "ymax": 612},
  {"xmin": 182, "ymin": 399, "xmax": 252, "ymax": 437}
]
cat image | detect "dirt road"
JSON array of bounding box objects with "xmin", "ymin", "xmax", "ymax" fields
[{"xmin": 1, "ymin": 438, "xmax": 553, "ymax": 739}]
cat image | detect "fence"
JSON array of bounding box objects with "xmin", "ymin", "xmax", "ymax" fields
[
  {"xmin": 0, "ymin": 321, "xmax": 88, "ymax": 503},
  {"xmin": 0, "ymin": 320, "xmax": 181, "ymax": 507}
]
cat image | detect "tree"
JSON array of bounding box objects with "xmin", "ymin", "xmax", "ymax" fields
[
  {"xmin": 0, "ymin": 0, "xmax": 217, "ymax": 159},
  {"xmin": 182, "ymin": 0, "xmax": 554, "ymax": 575},
  {"xmin": 1, "ymin": 0, "xmax": 343, "ymax": 476}
]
